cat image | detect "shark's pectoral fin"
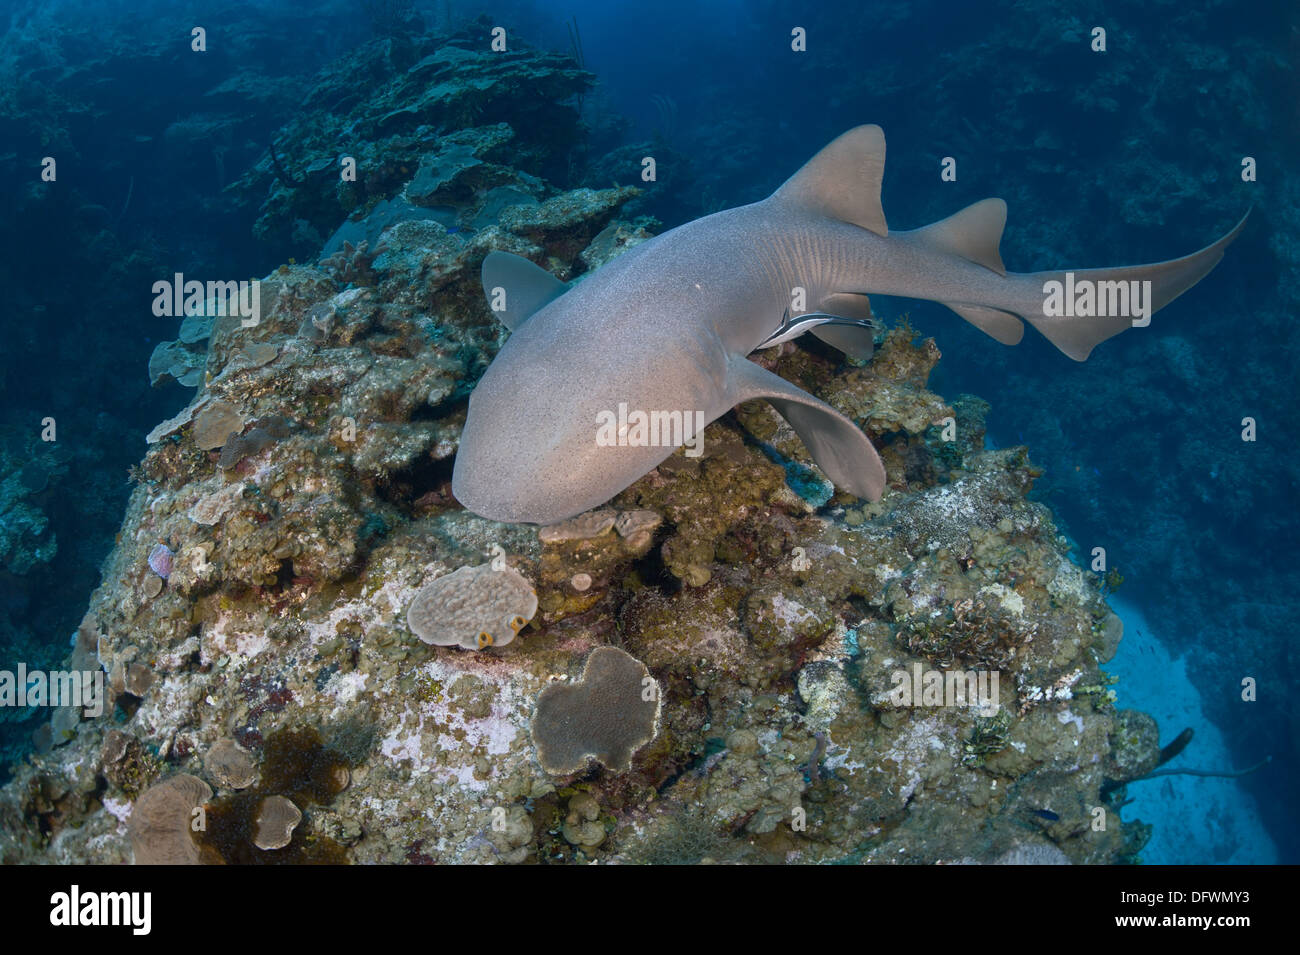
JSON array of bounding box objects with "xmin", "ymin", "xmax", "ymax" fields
[
  {"xmin": 480, "ymin": 250, "xmax": 567, "ymax": 331},
  {"xmin": 726, "ymin": 355, "xmax": 886, "ymax": 501},
  {"xmin": 771, "ymin": 125, "xmax": 889, "ymax": 236}
]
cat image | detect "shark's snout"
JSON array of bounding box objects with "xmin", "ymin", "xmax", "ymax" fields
[
  {"xmin": 450, "ymin": 414, "xmax": 552, "ymax": 524},
  {"xmin": 453, "ymin": 386, "xmax": 689, "ymax": 526},
  {"xmin": 451, "ymin": 394, "xmax": 612, "ymax": 525}
]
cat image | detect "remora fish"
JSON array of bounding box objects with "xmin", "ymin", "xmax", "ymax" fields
[{"xmin": 453, "ymin": 125, "xmax": 1246, "ymax": 525}]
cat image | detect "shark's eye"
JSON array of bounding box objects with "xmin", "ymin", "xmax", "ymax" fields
[{"xmin": 477, "ymin": 631, "xmax": 494, "ymax": 649}]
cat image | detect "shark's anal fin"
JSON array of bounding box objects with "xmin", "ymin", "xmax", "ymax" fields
[
  {"xmin": 481, "ymin": 250, "xmax": 567, "ymax": 331},
  {"xmin": 945, "ymin": 304, "xmax": 1024, "ymax": 345},
  {"xmin": 771, "ymin": 125, "xmax": 889, "ymax": 236},
  {"xmin": 726, "ymin": 355, "xmax": 885, "ymax": 501}
]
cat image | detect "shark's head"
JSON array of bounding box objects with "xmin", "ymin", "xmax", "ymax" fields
[
  {"xmin": 452, "ymin": 346, "xmax": 680, "ymax": 526},
  {"xmin": 451, "ymin": 308, "xmax": 721, "ymax": 526},
  {"xmin": 451, "ymin": 394, "xmax": 614, "ymax": 526}
]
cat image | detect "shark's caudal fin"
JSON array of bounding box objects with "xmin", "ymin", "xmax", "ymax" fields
[
  {"xmin": 912, "ymin": 205, "xmax": 1248, "ymax": 360},
  {"xmin": 908, "ymin": 197, "xmax": 1247, "ymax": 360},
  {"xmin": 1014, "ymin": 212, "xmax": 1250, "ymax": 361}
]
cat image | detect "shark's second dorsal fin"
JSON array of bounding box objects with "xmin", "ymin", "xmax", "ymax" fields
[
  {"xmin": 481, "ymin": 251, "xmax": 567, "ymax": 331},
  {"xmin": 906, "ymin": 198, "xmax": 1008, "ymax": 276},
  {"xmin": 772, "ymin": 125, "xmax": 889, "ymax": 236}
]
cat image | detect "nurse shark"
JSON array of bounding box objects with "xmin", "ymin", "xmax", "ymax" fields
[{"xmin": 453, "ymin": 125, "xmax": 1246, "ymax": 525}]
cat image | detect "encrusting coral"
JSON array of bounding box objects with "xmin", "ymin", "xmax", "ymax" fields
[
  {"xmin": 127, "ymin": 773, "xmax": 211, "ymax": 865},
  {"xmin": 532, "ymin": 647, "xmax": 661, "ymax": 776}
]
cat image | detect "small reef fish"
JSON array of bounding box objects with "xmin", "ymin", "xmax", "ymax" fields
[{"xmin": 453, "ymin": 125, "xmax": 1246, "ymax": 525}]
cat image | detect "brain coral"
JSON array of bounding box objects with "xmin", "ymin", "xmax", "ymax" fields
[
  {"xmin": 406, "ymin": 563, "xmax": 537, "ymax": 650},
  {"xmin": 531, "ymin": 646, "xmax": 661, "ymax": 775}
]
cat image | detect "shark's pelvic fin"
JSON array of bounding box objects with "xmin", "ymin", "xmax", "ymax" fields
[
  {"xmin": 819, "ymin": 291, "xmax": 873, "ymax": 321},
  {"xmin": 480, "ymin": 250, "xmax": 567, "ymax": 331},
  {"xmin": 754, "ymin": 292, "xmax": 876, "ymax": 358},
  {"xmin": 812, "ymin": 292, "xmax": 876, "ymax": 358},
  {"xmin": 907, "ymin": 197, "xmax": 1008, "ymax": 276},
  {"xmin": 772, "ymin": 125, "xmax": 889, "ymax": 236},
  {"xmin": 811, "ymin": 324, "xmax": 876, "ymax": 360},
  {"xmin": 1020, "ymin": 210, "xmax": 1250, "ymax": 361},
  {"xmin": 727, "ymin": 354, "xmax": 886, "ymax": 501}
]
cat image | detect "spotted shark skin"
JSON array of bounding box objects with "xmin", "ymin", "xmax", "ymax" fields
[{"xmin": 452, "ymin": 125, "xmax": 1246, "ymax": 525}]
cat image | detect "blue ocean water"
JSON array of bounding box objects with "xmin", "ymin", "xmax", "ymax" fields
[{"xmin": 0, "ymin": 0, "xmax": 1294, "ymax": 865}]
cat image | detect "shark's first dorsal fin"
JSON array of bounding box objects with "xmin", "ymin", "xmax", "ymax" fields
[
  {"xmin": 772, "ymin": 125, "xmax": 888, "ymax": 236},
  {"xmin": 481, "ymin": 250, "xmax": 567, "ymax": 331},
  {"xmin": 906, "ymin": 198, "xmax": 1008, "ymax": 276}
]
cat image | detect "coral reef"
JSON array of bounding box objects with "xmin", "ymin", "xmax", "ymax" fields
[
  {"xmin": 0, "ymin": 151, "xmax": 1158, "ymax": 861},
  {"xmin": 532, "ymin": 647, "xmax": 661, "ymax": 775},
  {"xmin": 0, "ymin": 431, "xmax": 67, "ymax": 577},
  {"xmin": 3, "ymin": 0, "xmax": 1265, "ymax": 863},
  {"xmin": 127, "ymin": 774, "xmax": 211, "ymax": 865},
  {"xmin": 229, "ymin": 26, "xmax": 596, "ymax": 256}
]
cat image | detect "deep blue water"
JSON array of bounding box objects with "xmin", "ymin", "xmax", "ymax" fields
[{"xmin": 0, "ymin": 0, "xmax": 1295, "ymax": 863}]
